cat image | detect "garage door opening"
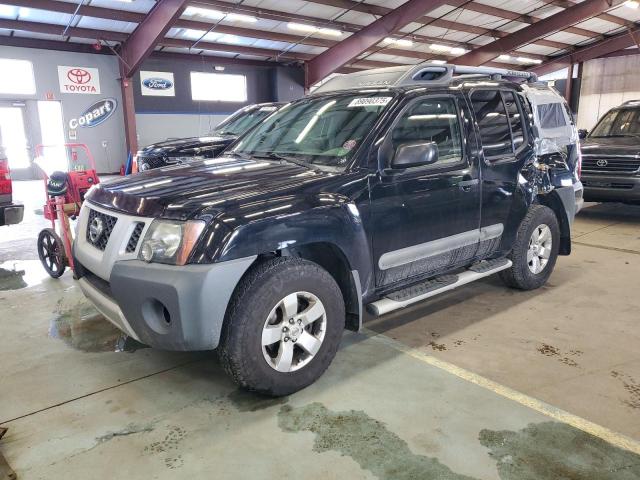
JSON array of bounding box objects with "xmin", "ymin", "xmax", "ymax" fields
[
  {"xmin": 36, "ymin": 100, "xmax": 68, "ymax": 175},
  {"xmin": 0, "ymin": 106, "xmax": 30, "ymax": 170}
]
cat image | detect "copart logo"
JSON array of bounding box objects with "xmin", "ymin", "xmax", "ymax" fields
[
  {"xmin": 142, "ymin": 77, "xmax": 173, "ymax": 90},
  {"xmin": 69, "ymin": 98, "xmax": 117, "ymax": 129},
  {"xmin": 67, "ymin": 68, "xmax": 92, "ymax": 85}
]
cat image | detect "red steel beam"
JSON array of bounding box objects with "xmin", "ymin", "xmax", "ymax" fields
[
  {"xmin": 306, "ymin": 0, "xmax": 452, "ymax": 87},
  {"xmin": 304, "ymin": 0, "xmax": 572, "ymax": 50},
  {"xmin": 532, "ymin": 26, "xmax": 640, "ymax": 76},
  {"xmin": 456, "ymin": 0, "xmax": 624, "ymax": 66},
  {"xmin": 120, "ymin": 0, "xmax": 189, "ymax": 78}
]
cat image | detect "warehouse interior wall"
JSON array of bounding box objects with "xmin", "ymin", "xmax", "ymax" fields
[
  {"xmin": 0, "ymin": 45, "xmax": 127, "ymax": 176},
  {"xmin": 132, "ymin": 58, "xmax": 304, "ymax": 146},
  {"xmin": 577, "ymin": 55, "xmax": 640, "ymax": 130},
  {"xmin": 0, "ymin": 45, "xmax": 305, "ymax": 174}
]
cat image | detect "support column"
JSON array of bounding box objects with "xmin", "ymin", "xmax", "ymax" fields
[
  {"xmin": 565, "ymin": 62, "xmax": 574, "ymax": 104},
  {"xmin": 119, "ymin": 60, "xmax": 138, "ymax": 157}
]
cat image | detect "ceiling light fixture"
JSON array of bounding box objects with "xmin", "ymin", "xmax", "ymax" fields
[
  {"xmin": 516, "ymin": 56, "xmax": 543, "ymax": 64},
  {"xmin": 184, "ymin": 6, "xmax": 256, "ymax": 23},
  {"xmin": 430, "ymin": 44, "xmax": 467, "ymax": 55},
  {"xmin": 384, "ymin": 37, "xmax": 413, "ymax": 47},
  {"xmin": 288, "ymin": 22, "xmax": 342, "ymax": 36},
  {"xmin": 624, "ymin": 0, "xmax": 639, "ymax": 8}
]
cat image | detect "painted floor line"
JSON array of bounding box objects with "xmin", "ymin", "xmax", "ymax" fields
[
  {"xmin": 363, "ymin": 328, "xmax": 640, "ymax": 456},
  {"xmin": 573, "ymin": 241, "xmax": 640, "ymax": 256}
]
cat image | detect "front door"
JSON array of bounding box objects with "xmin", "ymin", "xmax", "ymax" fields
[
  {"xmin": 370, "ymin": 94, "xmax": 482, "ymax": 289},
  {"xmin": 468, "ymin": 89, "xmax": 531, "ymax": 254}
]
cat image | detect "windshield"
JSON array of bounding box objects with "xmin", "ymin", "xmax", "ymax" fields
[
  {"xmin": 228, "ymin": 92, "xmax": 396, "ymax": 168},
  {"xmin": 213, "ymin": 105, "xmax": 280, "ymax": 136},
  {"xmin": 590, "ymin": 108, "xmax": 640, "ymax": 138}
]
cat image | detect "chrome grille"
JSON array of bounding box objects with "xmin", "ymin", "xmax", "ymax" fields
[
  {"xmin": 137, "ymin": 156, "xmax": 167, "ymax": 170},
  {"xmin": 86, "ymin": 209, "xmax": 117, "ymax": 251},
  {"xmin": 582, "ymin": 157, "xmax": 640, "ymax": 174},
  {"xmin": 126, "ymin": 222, "xmax": 145, "ymax": 253}
]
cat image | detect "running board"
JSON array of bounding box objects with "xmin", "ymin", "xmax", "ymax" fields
[{"xmin": 367, "ymin": 258, "xmax": 512, "ymax": 316}]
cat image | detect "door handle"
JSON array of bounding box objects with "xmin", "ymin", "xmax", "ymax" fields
[{"xmin": 458, "ymin": 178, "xmax": 479, "ymax": 192}]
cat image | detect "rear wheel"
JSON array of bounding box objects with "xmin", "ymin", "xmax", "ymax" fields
[
  {"xmin": 500, "ymin": 205, "xmax": 560, "ymax": 290},
  {"xmin": 37, "ymin": 228, "xmax": 67, "ymax": 278},
  {"xmin": 218, "ymin": 257, "xmax": 345, "ymax": 396}
]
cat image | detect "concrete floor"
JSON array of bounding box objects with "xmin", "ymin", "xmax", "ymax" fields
[{"xmin": 1, "ymin": 180, "xmax": 640, "ymax": 479}]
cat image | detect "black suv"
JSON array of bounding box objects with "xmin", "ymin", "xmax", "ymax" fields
[
  {"xmin": 74, "ymin": 64, "xmax": 580, "ymax": 396},
  {"xmin": 581, "ymin": 100, "xmax": 640, "ymax": 204},
  {"xmin": 136, "ymin": 102, "xmax": 283, "ymax": 171}
]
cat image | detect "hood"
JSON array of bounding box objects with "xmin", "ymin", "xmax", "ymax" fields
[
  {"xmin": 138, "ymin": 134, "xmax": 236, "ymax": 157},
  {"xmin": 581, "ymin": 136, "xmax": 640, "ymax": 157},
  {"xmin": 86, "ymin": 157, "xmax": 337, "ymax": 220}
]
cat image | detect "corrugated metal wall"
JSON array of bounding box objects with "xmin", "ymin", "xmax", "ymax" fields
[{"xmin": 578, "ymin": 56, "xmax": 640, "ymax": 130}]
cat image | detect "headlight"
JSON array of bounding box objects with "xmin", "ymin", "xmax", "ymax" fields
[{"xmin": 139, "ymin": 220, "xmax": 205, "ymax": 265}]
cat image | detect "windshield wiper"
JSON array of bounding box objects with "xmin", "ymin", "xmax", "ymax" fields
[{"xmin": 249, "ymin": 152, "xmax": 313, "ymax": 168}]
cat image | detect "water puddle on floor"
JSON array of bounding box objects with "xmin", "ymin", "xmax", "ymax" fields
[
  {"xmin": 0, "ymin": 260, "xmax": 52, "ymax": 291},
  {"xmin": 48, "ymin": 299, "xmax": 150, "ymax": 353}
]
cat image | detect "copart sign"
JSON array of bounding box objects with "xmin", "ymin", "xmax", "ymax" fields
[
  {"xmin": 58, "ymin": 66, "xmax": 101, "ymax": 94},
  {"xmin": 69, "ymin": 98, "xmax": 117, "ymax": 129}
]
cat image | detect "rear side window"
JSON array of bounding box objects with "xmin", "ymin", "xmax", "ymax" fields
[
  {"xmin": 503, "ymin": 91, "xmax": 524, "ymax": 150},
  {"xmin": 390, "ymin": 97, "xmax": 463, "ymax": 167},
  {"xmin": 538, "ymin": 103, "xmax": 567, "ymax": 129},
  {"xmin": 470, "ymin": 90, "xmax": 512, "ymax": 158}
]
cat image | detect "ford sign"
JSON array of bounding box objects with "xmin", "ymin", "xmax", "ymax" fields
[
  {"xmin": 69, "ymin": 98, "xmax": 117, "ymax": 129},
  {"xmin": 143, "ymin": 77, "xmax": 173, "ymax": 90}
]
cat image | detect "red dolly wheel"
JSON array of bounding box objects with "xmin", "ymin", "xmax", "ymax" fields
[{"xmin": 37, "ymin": 228, "xmax": 67, "ymax": 278}]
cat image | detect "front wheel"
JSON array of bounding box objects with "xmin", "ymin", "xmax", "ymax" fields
[
  {"xmin": 499, "ymin": 205, "xmax": 560, "ymax": 290},
  {"xmin": 218, "ymin": 257, "xmax": 345, "ymax": 397}
]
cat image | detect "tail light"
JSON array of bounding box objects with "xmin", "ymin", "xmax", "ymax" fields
[{"xmin": 0, "ymin": 159, "xmax": 12, "ymax": 195}]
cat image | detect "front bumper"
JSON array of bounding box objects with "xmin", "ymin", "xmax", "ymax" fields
[
  {"xmin": 0, "ymin": 203, "xmax": 24, "ymax": 226},
  {"xmin": 582, "ymin": 174, "xmax": 640, "ymax": 203},
  {"xmin": 76, "ymin": 256, "xmax": 255, "ymax": 351},
  {"xmin": 73, "ymin": 200, "xmax": 256, "ymax": 351}
]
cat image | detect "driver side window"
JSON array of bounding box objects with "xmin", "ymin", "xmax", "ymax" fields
[{"xmin": 391, "ymin": 97, "xmax": 463, "ymax": 167}]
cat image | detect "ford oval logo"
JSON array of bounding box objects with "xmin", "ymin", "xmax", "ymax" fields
[
  {"xmin": 143, "ymin": 78, "xmax": 173, "ymax": 90},
  {"xmin": 69, "ymin": 98, "xmax": 117, "ymax": 129}
]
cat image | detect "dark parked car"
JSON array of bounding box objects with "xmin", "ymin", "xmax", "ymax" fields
[
  {"xmin": 0, "ymin": 152, "xmax": 23, "ymax": 226},
  {"xmin": 580, "ymin": 100, "xmax": 640, "ymax": 204},
  {"xmin": 136, "ymin": 102, "xmax": 283, "ymax": 171},
  {"xmin": 74, "ymin": 64, "xmax": 581, "ymax": 396}
]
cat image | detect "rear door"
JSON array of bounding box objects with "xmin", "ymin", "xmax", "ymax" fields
[
  {"xmin": 468, "ymin": 89, "xmax": 529, "ymax": 256},
  {"xmin": 370, "ymin": 93, "xmax": 482, "ymax": 288}
]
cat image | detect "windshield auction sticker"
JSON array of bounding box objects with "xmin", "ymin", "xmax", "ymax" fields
[{"xmin": 348, "ymin": 97, "xmax": 393, "ymax": 108}]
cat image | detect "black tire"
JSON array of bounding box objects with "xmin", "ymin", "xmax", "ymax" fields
[
  {"xmin": 499, "ymin": 205, "xmax": 560, "ymax": 291},
  {"xmin": 37, "ymin": 228, "xmax": 67, "ymax": 279},
  {"xmin": 218, "ymin": 257, "xmax": 345, "ymax": 397}
]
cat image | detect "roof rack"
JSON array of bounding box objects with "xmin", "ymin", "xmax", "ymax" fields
[{"xmin": 312, "ymin": 63, "xmax": 538, "ymax": 94}]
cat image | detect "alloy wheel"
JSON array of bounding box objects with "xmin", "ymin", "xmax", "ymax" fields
[{"xmin": 261, "ymin": 291, "xmax": 327, "ymax": 373}]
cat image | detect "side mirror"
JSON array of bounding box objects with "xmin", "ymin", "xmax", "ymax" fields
[
  {"xmin": 391, "ymin": 142, "xmax": 439, "ymax": 169},
  {"xmin": 578, "ymin": 129, "xmax": 588, "ymax": 140}
]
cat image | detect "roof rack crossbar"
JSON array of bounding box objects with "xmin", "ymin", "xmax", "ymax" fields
[
  {"xmin": 409, "ymin": 64, "xmax": 537, "ymax": 83},
  {"xmin": 311, "ymin": 63, "xmax": 538, "ymax": 94}
]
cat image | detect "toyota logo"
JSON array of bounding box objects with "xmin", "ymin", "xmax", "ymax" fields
[
  {"xmin": 68, "ymin": 68, "xmax": 92, "ymax": 85},
  {"xmin": 89, "ymin": 217, "xmax": 104, "ymax": 243},
  {"xmin": 596, "ymin": 159, "xmax": 608, "ymax": 167}
]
